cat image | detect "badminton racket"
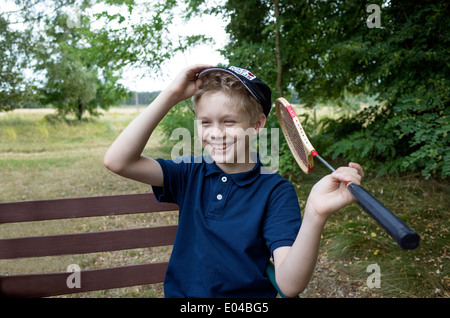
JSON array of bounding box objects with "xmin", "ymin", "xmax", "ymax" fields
[{"xmin": 275, "ymin": 97, "xmax": 420, "ymax": 250}]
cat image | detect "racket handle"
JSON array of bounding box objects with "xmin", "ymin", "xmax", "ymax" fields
[
  {"xmin": 312, "ymin": 152, "xmax": 419, "ymax": 249},
  {"xmin": 347, "ymin": 183, "xmax": 420, "ymax": 250}
]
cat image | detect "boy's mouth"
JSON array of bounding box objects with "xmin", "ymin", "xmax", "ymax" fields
[{"xmin": 210, "ymin": 143, "xmax": 230, "ymax": 151}]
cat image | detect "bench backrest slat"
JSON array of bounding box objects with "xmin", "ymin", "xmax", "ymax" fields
[
  {"xmin": 0, "ymin": 193, "xmax": 177, "ymax": 223},
  {"xmin": 0, "ymin": 262, "xmax": 168, "ymax": 298},
  {"xmin": 0, "ymin": 225, "xmax": 178, "ymax": 259}
]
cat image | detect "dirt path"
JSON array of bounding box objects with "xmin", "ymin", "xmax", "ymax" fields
[{"xmin": 300, "ymin": 255, "xmax": 377, "ymax": 298}]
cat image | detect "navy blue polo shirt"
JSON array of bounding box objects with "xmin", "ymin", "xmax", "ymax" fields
[{"xmin": 152, "ymin": 154, "xmax": 302, "ymax": 298}]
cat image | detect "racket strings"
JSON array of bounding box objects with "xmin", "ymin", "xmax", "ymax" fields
[{"xmin": 279, "ymin": 105, "xmax": 310, "ymax": 169}]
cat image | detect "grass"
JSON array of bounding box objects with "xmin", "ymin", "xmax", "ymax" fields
[
  {"xmin": 294, "ymin": 164, "xmax": 449, "ymax": 298},
  {"xmin": 0, "ymin": 108, "xmax": 171, "ymax": 201},
  {"xmin": 0, "ymin": 108, "xmax": 448, "ymax": 298}
]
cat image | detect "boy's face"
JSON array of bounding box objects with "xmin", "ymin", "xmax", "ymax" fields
[{"xmin": 195, "ymin": 91, "xmax": 263, "ymax": 172}]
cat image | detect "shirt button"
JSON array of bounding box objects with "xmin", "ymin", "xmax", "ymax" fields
[
  {"xmin": 216, "ymin": 194, "xmax": 223, "ymax": 200},
  {"xmin": 221, "ymin": 176, "xmax": 227, "ymax": 182}
]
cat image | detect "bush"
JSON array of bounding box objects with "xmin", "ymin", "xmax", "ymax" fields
[{"xmin": 317, "ymin": 94, "xmax": 449, "ymax": 179}]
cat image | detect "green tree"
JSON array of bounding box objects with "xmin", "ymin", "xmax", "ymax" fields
[
  {"xmin": 2, "ymin": 0, "xmax": 206, "ymax": 119},
  {"xmin": 0, "ymin": 16, "xmax": 34, "ymax": 110},
  {"xmin": 40, "ymin": 53, "xmax": 98, "ymax": 120},
  {"xmin": 32, "ymin": 1, "xmax": 131, "ymax": 120},
  {"xmin": 210, "ymin": 0, "xmax": 449, "ymax": 179},
  {"xmin": 313, "ymin": 1, "xmax": 450, "ymax": 179}
]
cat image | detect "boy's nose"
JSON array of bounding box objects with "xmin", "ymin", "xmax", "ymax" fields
[{"xmin": 208, "ymin": 126, "xmax": 227, "ymax": 141}]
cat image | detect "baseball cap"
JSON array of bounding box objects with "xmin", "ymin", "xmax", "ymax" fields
[{"xmin": 197, "ymin": 66, "xmax": 272, "ymax": 117}]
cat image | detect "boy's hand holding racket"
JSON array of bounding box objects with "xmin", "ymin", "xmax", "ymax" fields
[{"xmin": 307, "ymin": 162, "xmax": 364, "ymax": 221}]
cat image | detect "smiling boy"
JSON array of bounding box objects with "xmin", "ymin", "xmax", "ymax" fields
[
  {"xmin": 193, "ymin": 66, "xmax": 270, "ymax": 173},
  {"xmin": 104, "ymin": 64, "xmax": 363, "ymax": 297}
]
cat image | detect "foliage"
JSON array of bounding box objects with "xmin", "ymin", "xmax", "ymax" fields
[
  {"xmin": 1, "ymin": 0, "xmax": 208, "ymax": 119},
  {"xmin": 207, "ymin": 0, "xmax": 450, "ymax": 179},
  {"xmin": 2, "ymin": 0, "xmax": 449, "ymax": 176},
  {"xmin": 40, "ymin": 52, "xmax": 98, "ymax": 120},
  {"xmin": 310, "ymin": 1, "xmax": 450, "ymax": 179},
  {"xmin": 158, "ymin": 99, "xmax": 196, "ymax": 146},
  {"xmin": 0, "ymin": 16, "xmax": 34, "ymax": 110},
  {"xmin": 317, "ymin": 98, "xmax": 450, "ymax": 179}
]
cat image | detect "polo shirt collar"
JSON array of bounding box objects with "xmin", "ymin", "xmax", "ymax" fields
[{"xmin": 204, "ymin": 153, "xmax": 262, "ymax": 186}]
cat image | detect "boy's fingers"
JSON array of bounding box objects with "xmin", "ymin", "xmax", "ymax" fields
[
  {"xmin": 186, "ymin": 64, "xmax": 213, "ymax": 79},
  {"xmin": 331, "ymin": 166, "xmax": 362, "ymax": 185},
  {"xmin": 349, "ymin": 162, "xmax": 364, "ymax": 177}
]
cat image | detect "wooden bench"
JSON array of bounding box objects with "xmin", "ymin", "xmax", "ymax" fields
[
  {"xmin": 0, "ymin": 193, "xmax": 288, "ymax": 298},
  {"xmin": 0, "ymin": 193, "xmax": 178, "ymax": 298}
]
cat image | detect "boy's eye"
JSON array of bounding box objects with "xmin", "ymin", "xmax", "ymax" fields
[
  {"xmin": 224, "ymin": 120, "xmax": 236, "ymax": 124},
  {"xmin": 201, "ymin": 120, "xmax": 211, "ymax": 125}
]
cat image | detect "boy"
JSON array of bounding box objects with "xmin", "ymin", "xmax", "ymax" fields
[{"xmin": 104, "ymin": 64, "xmax": 364, "ymax": 298}]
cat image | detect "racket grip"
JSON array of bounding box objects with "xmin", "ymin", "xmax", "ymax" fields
[{"xmin": 347, "ymin": 183, "xmax": 420, "ymax": 250}]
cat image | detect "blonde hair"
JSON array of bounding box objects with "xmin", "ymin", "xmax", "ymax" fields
[{"xmin": 193, "ymin": 70, "xmax": 264, "ymax": 124}]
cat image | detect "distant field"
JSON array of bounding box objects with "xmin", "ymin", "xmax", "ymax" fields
[
  {"xmin": 0, "ymin": 108, "xmax": 448, "ymax": 298},
  {"xmin": 0, "ymin": 107, "xmax": 164, "ymax": 201}
]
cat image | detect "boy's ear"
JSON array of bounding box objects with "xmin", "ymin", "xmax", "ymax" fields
[{"xmin": 254, "ymin": 114, "xmax": 267, "ymax": 135}]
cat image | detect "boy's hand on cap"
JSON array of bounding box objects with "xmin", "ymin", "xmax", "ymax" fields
[{"xmin": 166, "ymin": 64, "xmax": 213, "ymax": 104}]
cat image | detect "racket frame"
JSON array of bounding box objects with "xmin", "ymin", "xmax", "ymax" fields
[{"xmin": 276, "ymin": 97, "xmax": 316, "ymax": 174}]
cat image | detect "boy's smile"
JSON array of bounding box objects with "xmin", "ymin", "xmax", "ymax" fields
[{"xmin": 195, "ymin": 91, "xmax": 261, "ymax": 174}]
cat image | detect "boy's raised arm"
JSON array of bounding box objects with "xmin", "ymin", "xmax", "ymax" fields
[{"xmin": 103, "ymin": 64, "xmax": 211, "ymax": 186}]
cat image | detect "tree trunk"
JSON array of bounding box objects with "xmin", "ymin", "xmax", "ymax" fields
[
  {"xmin": 274, "ymin": 0, "xmax": 283, "ymax": 97},
  {"xmin": 77, "ymin": 99, "xmax": 83, "ymax": 121}
]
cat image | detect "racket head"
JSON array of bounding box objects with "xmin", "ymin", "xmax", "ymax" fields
[{"xmin": 275, "ymin": 97, "xmax": 316, "ymax": 174}]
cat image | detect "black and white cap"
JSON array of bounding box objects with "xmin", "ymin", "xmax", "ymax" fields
[{"xmin": 197, "ymin": 66, "xmax": 272, "ymax": 117}]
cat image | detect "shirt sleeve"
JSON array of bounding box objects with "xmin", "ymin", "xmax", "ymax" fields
[
  {"xmin": 151, "ymin": 156, "xmax": 193, "ymax": 206},
  {"xmin": 262, "ymin": 181, "xmax": 302, "ymax": 255}
]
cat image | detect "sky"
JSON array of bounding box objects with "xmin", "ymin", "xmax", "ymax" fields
[{"xmin": 120, "ymin": 13, "xmax": 229, "ymax": 92}]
